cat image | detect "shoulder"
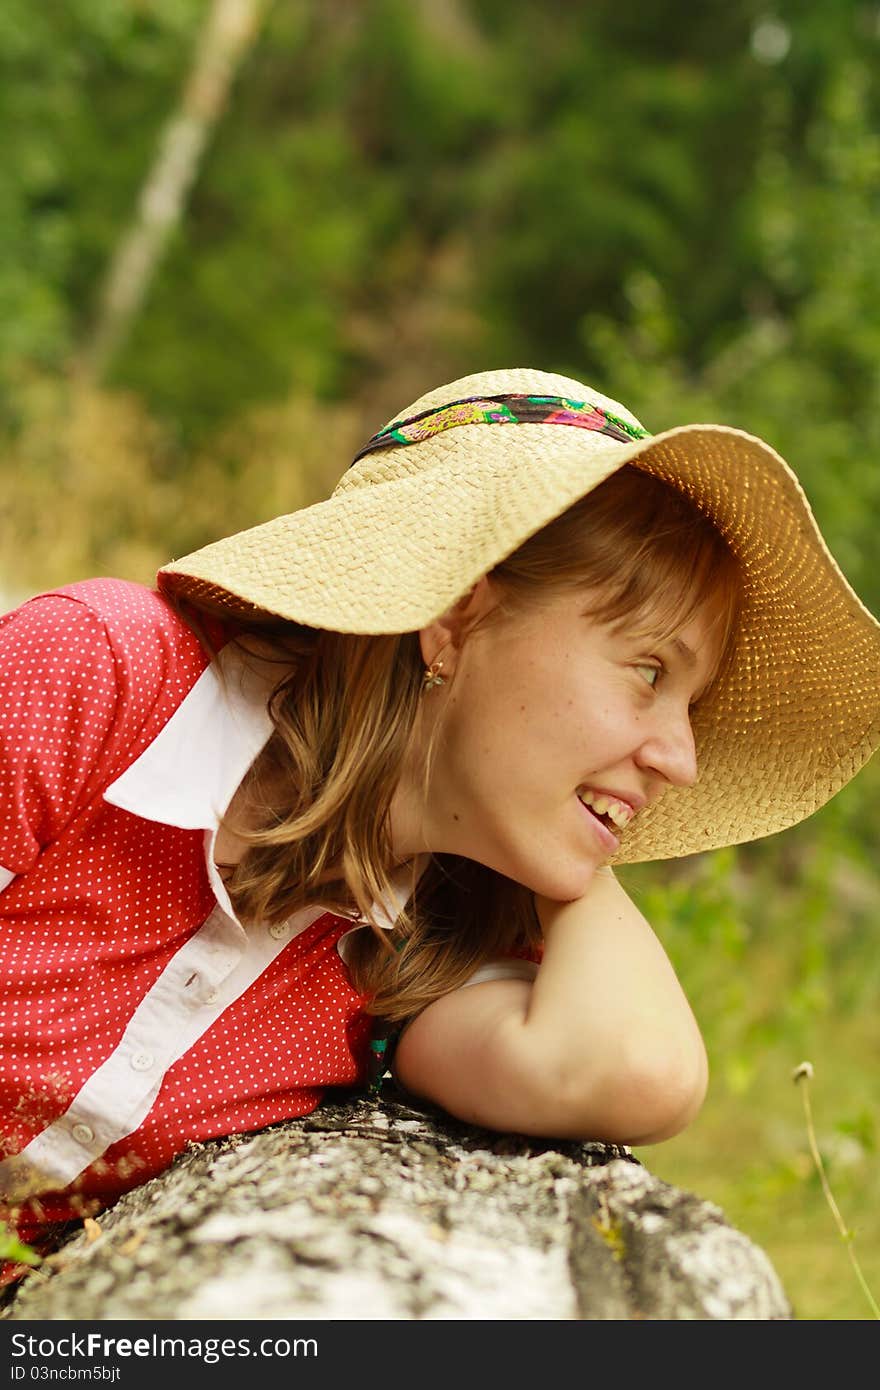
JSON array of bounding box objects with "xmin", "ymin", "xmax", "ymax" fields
[
  {"xmin": 50, "ymin": 578, "xmax": 202, "ymax": 649},
  {"xmin": 0, "ymin": 580, "xmax": 211, "ymax": 729},
  {"xmin": 3, "ymin": 579, "xmax": 208, "ymax": 676}
]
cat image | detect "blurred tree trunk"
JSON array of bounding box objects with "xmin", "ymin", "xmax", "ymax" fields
[{"xmin": 80, "ymin": 0, "xmax": 271, "ymax": 382}]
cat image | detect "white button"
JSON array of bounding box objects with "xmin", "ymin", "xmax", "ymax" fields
[
  {"xmin": 71, "ymin": 1123, "xmax": 94, "ymax": 1145},
  {"xmin": 204, "ymin": 990, "xmax": 219, "ymax": 1004},
  {"xmin": 268, "ymin": 922, "xmax": 290, "ymax": 940},
  {"xmin": 130, "ymin": 1051, "xmax": 155, "ymax": 1071}
]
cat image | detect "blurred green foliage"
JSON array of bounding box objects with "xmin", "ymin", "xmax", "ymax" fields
[{"xmin": 0, "ymin": 0, "xmax": 877, "ymax": 1318}]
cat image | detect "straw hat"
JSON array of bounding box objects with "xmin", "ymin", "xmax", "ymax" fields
[{"xmin": 157, "ymin": 367, "xmax": 880, "ymax": 864}]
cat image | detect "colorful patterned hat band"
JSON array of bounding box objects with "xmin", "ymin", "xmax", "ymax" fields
[{"xmin": 350, "ymin": 393, "xmax": 652, "ymax": 465}]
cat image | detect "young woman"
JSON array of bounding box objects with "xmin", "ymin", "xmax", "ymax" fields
[{"xmin": 1, "ymin": 367, "xmax": 878, "ymax": 1282}]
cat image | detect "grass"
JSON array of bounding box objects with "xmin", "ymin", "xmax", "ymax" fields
[
  {"xmin": 636, "ymin": 1022, "xmax": 879, "ymax": 1320},
  {"xmin": 620, "ymin": 772, "xmax": 880, "ymax": 1322}
]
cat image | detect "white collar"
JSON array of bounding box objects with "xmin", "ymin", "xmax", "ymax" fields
[
  {"xmin": 104, "ymin": 642, "xmax": 276, "ymax": 832},
  {"xmin": 104, "ymin": 642, "xmax": 427, "ymax": 927}
]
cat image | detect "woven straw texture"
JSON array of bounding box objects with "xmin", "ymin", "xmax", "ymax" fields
[{"xmin": 158, "ymin": 368, "xmax": 880, "ymax": 863}]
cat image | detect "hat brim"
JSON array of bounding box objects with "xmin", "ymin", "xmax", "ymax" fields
[{"xmin": 158, "ymin": 419, "xmax": 880, "ymax": 864}]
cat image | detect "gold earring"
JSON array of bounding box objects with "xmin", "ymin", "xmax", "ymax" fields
[{"xmin": 422, "ymin": 659, "xmax": 446, "ymax": 691}]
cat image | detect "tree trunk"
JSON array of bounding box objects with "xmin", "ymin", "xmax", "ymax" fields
[
  {"xmin": 79, "ymin": 0, "xmax": 270, "ymax": 382},
  {"xmin": 1, "ymin": 1093, "xmax": 792, "ymax": 1321}
]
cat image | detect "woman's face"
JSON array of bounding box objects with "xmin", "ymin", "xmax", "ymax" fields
[{"xmin": 390, "ymin": 580, "xmax": 725, "ymax": 902}]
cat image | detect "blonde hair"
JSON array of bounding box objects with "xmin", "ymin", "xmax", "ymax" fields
[{"xmin": 184, "ymin": 465, "xmax": 741, "ymax": 1023}]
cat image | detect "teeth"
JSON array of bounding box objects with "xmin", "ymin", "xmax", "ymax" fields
[{"xmin": 577, "ymin": 788, "xmax": 634, "ymax": 828}]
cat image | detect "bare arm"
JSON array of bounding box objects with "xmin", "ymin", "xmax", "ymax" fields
[{"xmin": 394, "ymin": 869, "xmax": 707, "ymax": 1144}]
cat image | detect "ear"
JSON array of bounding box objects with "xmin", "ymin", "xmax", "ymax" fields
[{"xmin": 418, "ymin": 575, "xmax": 497, "ymax": 674}]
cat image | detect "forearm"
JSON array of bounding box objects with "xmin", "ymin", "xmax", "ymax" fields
[
  {"xmin": 504, "ymin": 871, "xmax": 708, "ymax": 1141},
  {"xmin": 394, "ymin": 870, "xmax": 708, "ymax": 1144}
]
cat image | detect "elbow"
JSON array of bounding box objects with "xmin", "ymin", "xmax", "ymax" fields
[
  {"xmin": 550, "ymin": 1033, "xmax": 709, "ymax": 1146},
  {"xmin": 617, "ymin": 1036, "xmax": 709, "ymax": 1144}
]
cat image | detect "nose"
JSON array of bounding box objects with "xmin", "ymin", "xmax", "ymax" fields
[{"xmin": 635, "ymin": 704, "xmax": 699, "ymax": 789}]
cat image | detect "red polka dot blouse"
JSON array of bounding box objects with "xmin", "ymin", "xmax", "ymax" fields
[{"xmin": 0, "ymin": 579, "xmax": 440, "ymax": 1279}]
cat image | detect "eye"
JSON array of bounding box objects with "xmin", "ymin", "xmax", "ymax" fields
[{"xmin": 635, "ymin": 662, "xmax": 662, "ymax": 688}]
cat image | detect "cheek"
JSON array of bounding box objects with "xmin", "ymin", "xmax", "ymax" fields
[
  {"xmin": 436, "ymin": 667, "xmax": 548, "ymax": 797},
  {"xmin": 443, "ymin": 676, "xmax": 528, "ymax": 767},
  {"xmin": 456, "ymin": 669, "xmax": 593, "ymax": 789},
  {"xmin": 557, "ymin": 680, "xmax": 645, "ymax": 767}
]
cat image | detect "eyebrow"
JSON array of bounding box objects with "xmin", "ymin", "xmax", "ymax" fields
[
  {"xmin": 670, "ymin": 636, "xmax": 698, "ymax": 668},
  {"xmin": 625, "ymin": 626, "xmax": 699, "ymax": 666},
  {"xmin": 633, "ymin": 629, "xmax": 709, "ymax": 700},
  {"xmin": 667, "ymin": 634, "xmax": 721, "ymax": 705},
  {"xmin": 614, "ymin": 617, "xmax": 705, "ymax": 675}
]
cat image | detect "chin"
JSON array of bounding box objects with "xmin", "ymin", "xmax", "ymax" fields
[{"xmin": 521, "ymin": 856, "xmax": 602, "ymax": 903}]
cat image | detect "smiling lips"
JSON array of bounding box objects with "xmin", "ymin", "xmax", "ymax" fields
[{"xmin": 576, "ymin": 787, "xmax": 637, "ymax": 829}]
